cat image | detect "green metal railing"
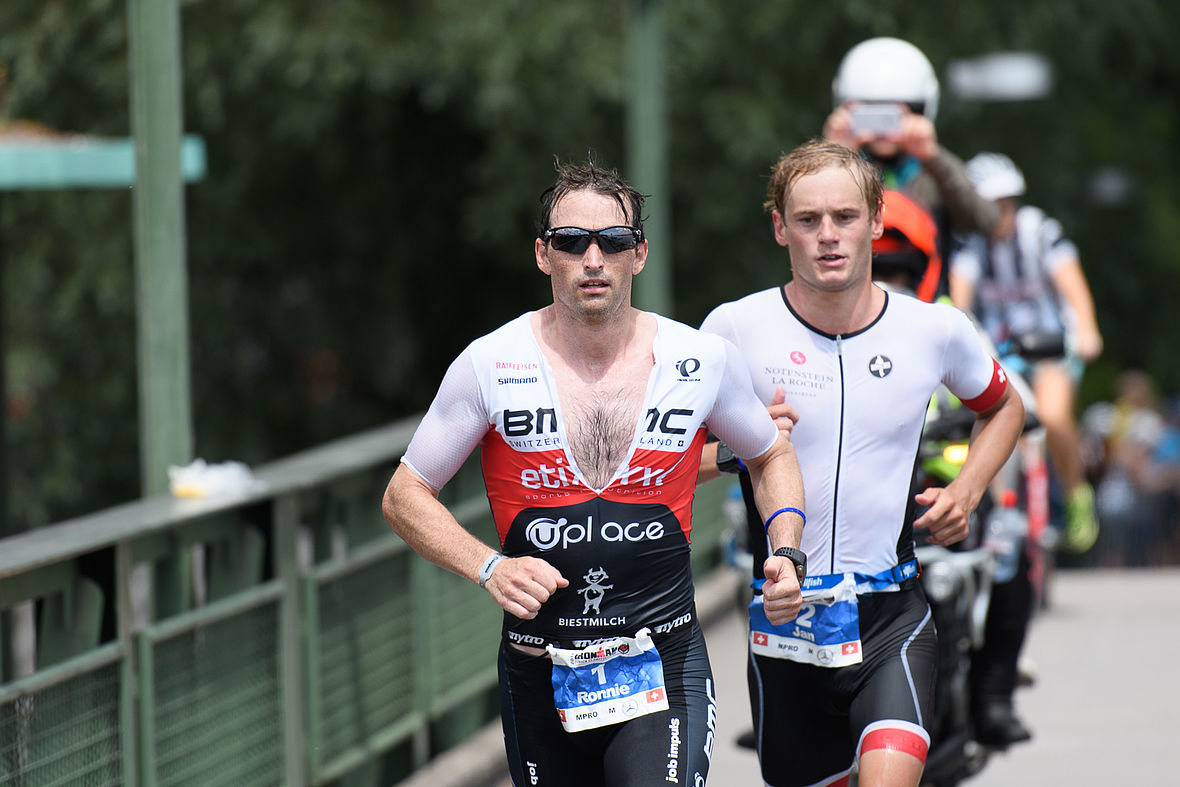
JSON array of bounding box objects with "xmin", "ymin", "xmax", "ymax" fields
[{"xmin": 0, "ymin": 416, "xmax": 728, "ymax": 786}]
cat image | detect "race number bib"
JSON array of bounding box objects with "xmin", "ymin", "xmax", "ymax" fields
[
  {"xmin": 546, "ymin": 627, "xmax": 669, "ymax": 732},
  {"xmin": 749, "ymin": 573, "xmax": 863, "ymax": 668}
]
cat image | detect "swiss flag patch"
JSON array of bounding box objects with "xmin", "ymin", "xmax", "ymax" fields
[
  {"xmin": 842, "ymin": 642, "xmax": 859, "ymax": 656},
  {"xmin": 647, "ymin": 688, "xmax": 665, "ymax": 703},
  {"xmin": 753, "ymin": 633, "xmax": 769, "ymax": 646}
]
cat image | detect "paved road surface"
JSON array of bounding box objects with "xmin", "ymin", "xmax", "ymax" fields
[
  {"xmin": 958, "ymin": 566, "xmax": 1177, "ymax": 786},
  {"xmin": 400, "ymin": 566, "xmax": 1179, "ymax": 786}
]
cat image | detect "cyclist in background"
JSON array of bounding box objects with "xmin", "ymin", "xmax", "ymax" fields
[{"xmin": 949, "ymin": 152, "xmax": 1104, "ymax": 554}]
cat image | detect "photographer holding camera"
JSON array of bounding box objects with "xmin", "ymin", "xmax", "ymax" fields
[{"xmin": 823, "ymin": 37, "xmax": 999, "ymax": 280}]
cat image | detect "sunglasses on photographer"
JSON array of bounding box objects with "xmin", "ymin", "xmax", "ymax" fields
[{"xmin": 542, "ymin": 226, "xmax": 644, "ymax": 255}]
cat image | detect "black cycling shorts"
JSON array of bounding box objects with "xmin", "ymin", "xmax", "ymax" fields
[
  {"xmin": 748, "ymin": 585, "xmax": 938, "ymax": 787},
  {"xmin": 498, "ymin": 621, "xmax": 716, "ymax": 787}
]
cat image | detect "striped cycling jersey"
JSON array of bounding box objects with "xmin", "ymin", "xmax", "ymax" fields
[
  {"xmin": 701, "ymin": 287, "xmax": 1006, "ymax": 582},
  {"xmin": 950, "ymin": 204, "xmax": 1079, "ymax": 346},
  {"xmin": 402, "ymin": 312, "xmax": 777, "ymax": 645}
]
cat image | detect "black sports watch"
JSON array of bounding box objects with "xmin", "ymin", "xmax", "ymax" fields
[
  {"xmin": 773, "ymin": 546, "xmax": 807, "ymax": 583},
  {"xmin": 715, "ymin": 441, "xmax": 745, "ymax": 475}
]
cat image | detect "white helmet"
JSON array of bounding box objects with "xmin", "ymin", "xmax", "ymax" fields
[
  {"xmin": 966, "ymin": 152, "xmax": 1026, "ymax": 201},
  {"xmin": 833, "ymin": 37, "xmax": 940, "ymax": 121}
]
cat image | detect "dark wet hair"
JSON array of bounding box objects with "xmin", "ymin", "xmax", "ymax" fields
[{"xmin": 538, "ymin": 155, "xmax": 647, "ymax": 236}]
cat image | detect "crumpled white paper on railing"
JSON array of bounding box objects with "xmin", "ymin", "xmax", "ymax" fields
[{"xmin": 168, "ymin": 458, "xmax": 262, "ymax": 498}]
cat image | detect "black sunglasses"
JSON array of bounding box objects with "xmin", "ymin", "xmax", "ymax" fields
[{"xmin": 543, "ymin": 225, "xmax": 644, "ymax": 255}]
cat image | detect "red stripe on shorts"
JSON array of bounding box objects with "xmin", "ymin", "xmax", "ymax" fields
[{"xmin": 861, "ymin": 727, "xmax": 929, "ymax": 762}]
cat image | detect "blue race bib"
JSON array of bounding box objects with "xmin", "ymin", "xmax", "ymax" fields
[
  {"xmin": 546, "ymin": 628, "xmax": 669, "ymax": 732},
  {"xmin": 749, "ymin": 573, "xmax": 863, "ymax": 667}
]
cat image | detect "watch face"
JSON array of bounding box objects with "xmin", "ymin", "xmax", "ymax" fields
[{"xmin": 715, "ymin": 443, "xmax": 740, "ymax": 473}]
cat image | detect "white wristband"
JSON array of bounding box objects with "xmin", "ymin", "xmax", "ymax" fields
[{"xmin": 478, "ymin": 552, "xmax": 506, "ymax": 589}]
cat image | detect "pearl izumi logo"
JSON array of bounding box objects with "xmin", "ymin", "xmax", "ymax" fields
[
  {"xmin": 675, "ymin": 357, "xmax": 701, "ymax": 380},
  {"xmin": 525, "ymin": 515, "xmax": 666, "ymax": 551},
  {"xmin": 868, "ymin": 354, "xmax": 893, "ymax": 378}
]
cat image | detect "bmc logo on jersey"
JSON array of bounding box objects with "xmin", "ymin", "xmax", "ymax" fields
[
  {"xmin": 644, "ymin": 406, "xmax": 694, "ymax": 435},
  {"xmin": 504, "ymin": 407, "xmax": 558, "ymax": 437},
  {"xmin": 504, "ymin": 406, "xmax": 696, "ymax": 437}
]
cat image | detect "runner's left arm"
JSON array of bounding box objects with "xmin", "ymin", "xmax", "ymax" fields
[
  {"xmin": 1051, "ymin": 259, "xmax": 1103, "ymax": 361},
  {"xmin": 914, "ymin": 308, "xmax": 1025, "ymax": 545},
  {"xmin": 707, "ymin": 339, "xmax": 805, "ymax": 624}
]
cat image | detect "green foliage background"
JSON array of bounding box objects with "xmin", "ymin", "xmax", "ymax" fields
[{"xmin": 1, "ymin": 0, "xmax": 1177, "ymax": 528}]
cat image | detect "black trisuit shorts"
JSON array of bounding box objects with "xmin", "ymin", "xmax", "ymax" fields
[
  {"xmin": 498, "ymin": 621, "xmax": 716, "ymax": 787},
  {"xmin": 748, "ymin": 585, "xmax": 938, "ymax": 787}
]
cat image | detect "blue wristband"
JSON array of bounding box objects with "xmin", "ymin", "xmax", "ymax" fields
[{"xmin": 764, "ymin": 506, "xmax": 805, "ymax": 533}]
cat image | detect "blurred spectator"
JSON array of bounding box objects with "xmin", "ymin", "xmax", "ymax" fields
[
  {"xmin": 824, "ymin": 36, "xmax": 999, "ymax": 277},
  {"xmin": 1080, "ymin": 370, "xmax": 1179, "ymax": 566},
  {"xmin": 949, "ymin": 153, "xmax": 1103, "ymax": 555},
  {"xmin": 1150, "ymin": 397, "xmax": 1180, "ymax": 561}
]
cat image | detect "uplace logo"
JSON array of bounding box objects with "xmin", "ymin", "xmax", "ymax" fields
[{"xmin": 525, "ymin": 515, "xmax": 665, "ymax": 551}]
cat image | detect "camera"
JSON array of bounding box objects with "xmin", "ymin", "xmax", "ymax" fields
[{"xmin": 849, "ymin": 103, "xmax": 905, "ymax": 135}]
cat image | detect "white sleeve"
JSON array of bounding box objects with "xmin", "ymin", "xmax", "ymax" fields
[
  {"xmin": 699, "ymin": 303, "xmax": 738, "ymax": 345},
  {"xmin": 400, "ymin": 349, "xmax": 490, "ymax": 491},
  {"xmin": 704, "ymin": 337, "xmax": 778, "ymax": 460},
  {"xmin": 940, "ymin": 305, "xmax": 1004, "ymax": 404}
]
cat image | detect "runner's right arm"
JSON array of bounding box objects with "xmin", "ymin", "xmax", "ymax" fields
[{"xmin": 382, "ymin": 350, "xmax": 567, "ymax": 618}]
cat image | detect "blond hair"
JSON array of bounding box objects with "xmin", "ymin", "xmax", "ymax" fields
[{"xmin": 764, "ymin": 138, "xmax": 883, "ymax": 219}]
